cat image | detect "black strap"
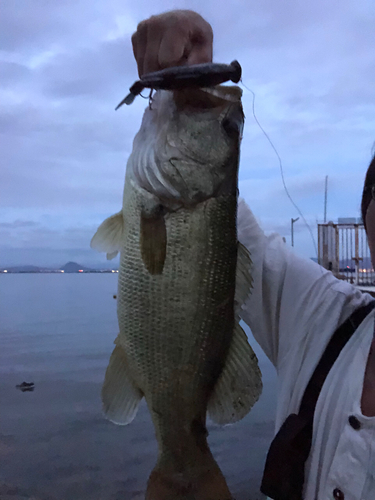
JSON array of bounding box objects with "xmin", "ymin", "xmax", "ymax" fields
[
  {"xmin": 299, "ymin": 300, "xmax": 375, "ymax": 420},
  {"xmin": 260, "ymin": 300, "xmax": 375, "ymax": 500}
]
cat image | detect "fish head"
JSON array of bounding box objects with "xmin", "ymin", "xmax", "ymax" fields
[{"xmin": 129, "ymin": 86, "xmax": 244, "ymax": 207}]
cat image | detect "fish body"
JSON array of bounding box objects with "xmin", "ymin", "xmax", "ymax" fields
[{"xmin": 92, "ymin": 86, "xmax": 262, "ymax": 500}]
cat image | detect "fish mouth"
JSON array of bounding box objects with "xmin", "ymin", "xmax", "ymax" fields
[
  {"xmin": 173, "ymin": 85, "xmax": 242, "ymax": 111},
  {"xmin": 200, "ymin": 85, "xmax": 243, "ymax": 102}
]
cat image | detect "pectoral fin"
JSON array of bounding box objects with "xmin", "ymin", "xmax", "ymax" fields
[
  {"xmin": 102, "ymin": 342, "xmax": 143, "ymax": 425},
  {"xmin": 90, "ymin": 211, "xmax": 124, "ymax": 260},
  {"xmin": 140, "ymin": 209, "xmax": 167, "ymax": 275},
  {"xmin": 235, "ymin": 242, "xmax": 253, "ymax": 313},
  {"xmin": 207, "ymin": 322, "xmax": 262, "ymax": 425}
]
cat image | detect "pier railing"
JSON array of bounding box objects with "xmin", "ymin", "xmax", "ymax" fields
[{"xmin": 318, "ymin": 222, "xmax": 374, "ymax": 285}]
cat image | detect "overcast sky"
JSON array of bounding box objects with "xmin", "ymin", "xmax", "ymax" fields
[{"xmin": 1, "ymin": 0, "xmax": 375, "ymax": 267}]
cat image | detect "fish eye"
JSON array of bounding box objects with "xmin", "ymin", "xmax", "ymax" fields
[{"xmin": 221, "ymin": 116, "xmax": 240, "ymax": 137}]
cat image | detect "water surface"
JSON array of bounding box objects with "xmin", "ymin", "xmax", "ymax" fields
[{"xmin": 0, "ymin": 274, "xmax": 277, "ymax": 500}]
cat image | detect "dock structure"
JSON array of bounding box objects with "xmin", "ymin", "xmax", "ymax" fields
[{"xmin": 318, "ymin": 219, "xmax": 374, "ymax": 288}]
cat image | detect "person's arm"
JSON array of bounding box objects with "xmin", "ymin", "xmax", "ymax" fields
[
  {"xmin": 237, "ymin": 199, "xmax": 372, "ymax": 368},
  {"xmin": 131, "ymin": 10, "xmax": 213, "ymax": 77}
]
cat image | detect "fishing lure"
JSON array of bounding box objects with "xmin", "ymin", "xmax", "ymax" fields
[{"xmin": 115, "ymin": 60, "xmax": 242, "ymax": 109}]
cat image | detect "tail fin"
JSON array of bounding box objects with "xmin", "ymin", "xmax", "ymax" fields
[{"xmin": 145, "ymin": 455, "xmax": 232, "ymax": 500}]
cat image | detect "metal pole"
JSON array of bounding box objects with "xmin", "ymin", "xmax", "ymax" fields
[
  {"xmin": 335, "ymin": 225, "xmax": 339, "ymax": 275},
  {"xmin": 356, "ymin": 225, "xmax": 361, "ymax": 286},
  {"xmin": 291, "ymin": 217, "xmax": 299, "ymax": 247},
  {"xmin": 352, "ymin": 224, "xmax": 363, "ymax": 286},
  {"xmin": 318, "ymin": 224, "xmax": 321, "ymax": 265},
  {"xmin": 324, "ymin": 175, "xmax": 328, "ymax": 223}
]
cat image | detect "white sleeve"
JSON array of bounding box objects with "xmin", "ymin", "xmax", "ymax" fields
[{"xmin": 237, "ymin": 198, "xmax": 372, "ymax": 368}]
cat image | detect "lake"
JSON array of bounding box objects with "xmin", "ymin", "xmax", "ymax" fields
[{"xmin": 0, "ymin": 274, "xmax": 277, "ymax": 500}]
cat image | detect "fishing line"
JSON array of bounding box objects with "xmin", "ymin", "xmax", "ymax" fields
[{"xmin": 240, "ymin": 79, "xmax": 319, "ymax": 260}]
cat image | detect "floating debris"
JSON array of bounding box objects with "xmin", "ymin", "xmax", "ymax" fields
[{"xmin": 16, "ymin": 382, "xmax": 35, "ymax": 392}]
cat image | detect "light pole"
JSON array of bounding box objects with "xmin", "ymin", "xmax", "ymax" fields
[{"xmin": 291, "ymin": 217, "xmax": 299, "ymax": 247}]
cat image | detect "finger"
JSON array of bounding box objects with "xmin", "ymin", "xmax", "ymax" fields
[
  {"xmin": 187, "ymin": 24, "xmax": 213, "ymax": 65},
  {"xmin": 158, "ymin": 24, "xmax": 190, "ymax": 69},
  {"xmin": 142, "ymin": 21, "xmax": 164, "ymax": 75},
  {"xmin": 132, "ymin": 21, "xmax": 148, "ymax": 77},
  {"xmin": 131, "ymin": 32, "xmax": 142, "ymax": 77},
  {"xmin": 131, "ymin": 30, "xmax": 138, "ymax": 62},
  {"xmin": 186, "ymin": 42, "xmax": 213, "ymax": 66}
]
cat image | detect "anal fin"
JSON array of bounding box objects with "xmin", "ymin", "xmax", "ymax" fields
[
  {"xmin": 102, "ymin": 342, "xmax": 143, "ymax": 425},
  {"xmin": 207, "ymin": 322, "xmax": 262, "ymax": 425}
]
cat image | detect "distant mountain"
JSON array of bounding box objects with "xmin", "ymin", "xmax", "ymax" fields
[{"xmin": 59, "ymin": 261, "xmax": 92, "ymax": 273}]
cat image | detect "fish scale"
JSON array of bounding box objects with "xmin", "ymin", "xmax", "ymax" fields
[{"xmin": 117, "ymin": 186, "xmax": 237, "ymax": 407}]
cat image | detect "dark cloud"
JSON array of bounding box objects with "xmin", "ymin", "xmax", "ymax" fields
[
  {"xmin": 1, "ymin": 61, "xmax": 31, "ymax": 87},
  {"xmin": 39, "ymin": 38, "xmax": 135, "ymax": 101},
  {"xmin": 0, "ymin": 224, "xmax": 94, "ymax": 250},
  {"xmin": 0, "ymin": 220, "xmax": 38, "ymax": 229},
  {"xmin": 0, "ymin": 0, "xmax": 124, "ymax": 54}
]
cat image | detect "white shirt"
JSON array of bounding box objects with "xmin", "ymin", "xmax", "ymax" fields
[{"xmin": 237, "ymin": 199, "xmax": 375, "ymax": 500}]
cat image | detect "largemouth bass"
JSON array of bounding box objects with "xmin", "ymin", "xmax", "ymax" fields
[{"xmin": 91, "ymin": 85, "xmax": 262, "ymax": 500}]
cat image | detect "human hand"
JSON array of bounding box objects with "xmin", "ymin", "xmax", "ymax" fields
[{"xmin": 131, "ymin": 10, "xmax": 213, "ymax": 77}]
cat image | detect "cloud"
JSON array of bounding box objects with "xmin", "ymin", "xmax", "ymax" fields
[
  {"xmin": 1, "ymin": 0, "xmax": 375, "ymax": 264},
  {"xmin": 0, "ymin": 0, "xmax": 136, "ymax": 55},
  {"xmin": 0, "ymin": 220, "xmax": 38, "ymax": 229},
  {"xmin": 39, "ymin": 38, "xmax": 136, "ymax": 101},
  {"xmin": 1, "ymin": 61, "xmax": 31, "ymax": 87}
]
